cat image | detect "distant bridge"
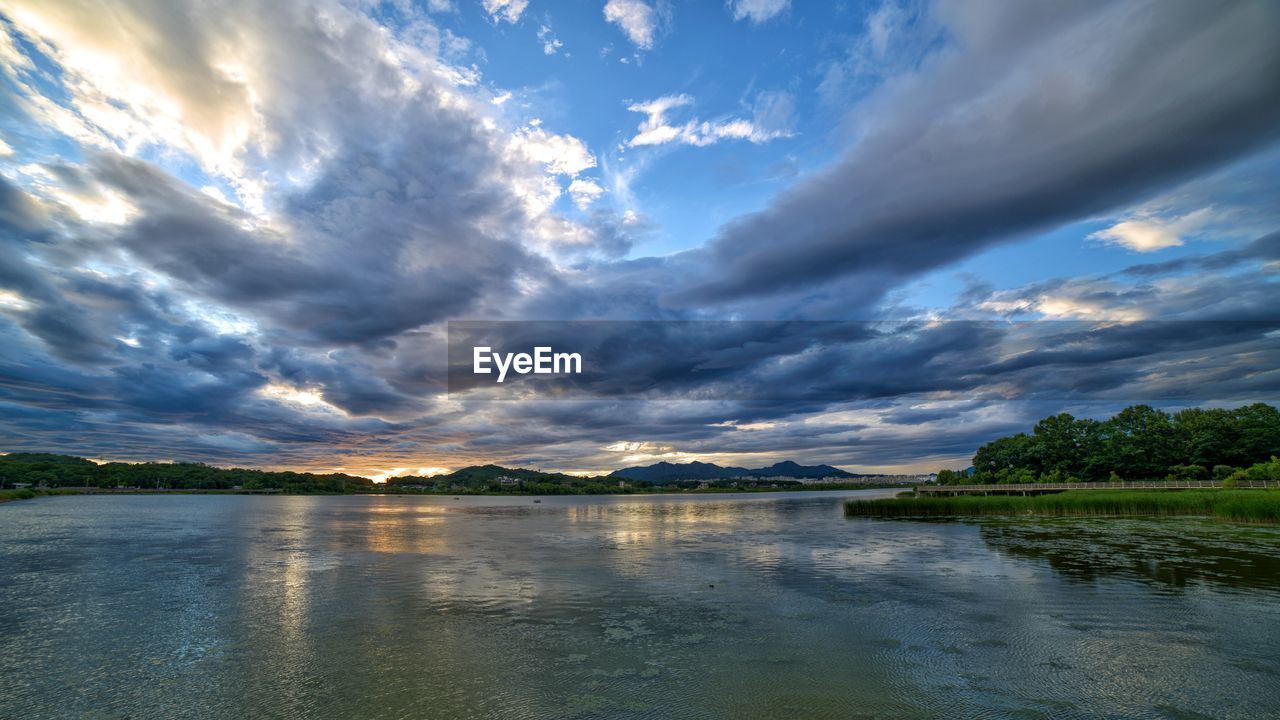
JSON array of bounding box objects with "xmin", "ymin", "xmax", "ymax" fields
[{"xmin": 914, "ymin": 480, "xmax": 1277, "ymax": 496}]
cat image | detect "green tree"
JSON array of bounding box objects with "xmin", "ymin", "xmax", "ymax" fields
[
  {"xmin": 1231, "ymin": 404, "xmax": 1280, "ymax": 466},
  {"xmin": 973, "ymin": 433, "xmax": 1039, "ymax": 480},
  {"xmin": 1032, "ymin": 413, "xmax": 1104, "ymax": 480},
  {"xmin": 936, "ymin": 469, "xmax": 962, "ymax": 485},
  {"xmin": 1099, "ymin": 405, "xmax": 1176, "ymax": 479},
  {"xmin": 1173, "ymin": 407, "xmax": 1238, "ymax": 468}
]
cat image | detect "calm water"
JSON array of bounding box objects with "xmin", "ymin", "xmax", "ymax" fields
[{"xmin": 2, "ymin": 491, "xmax": 1279, "ymax": 719}]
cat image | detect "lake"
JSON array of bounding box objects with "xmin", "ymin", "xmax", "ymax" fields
[{"xmin": 2, "ymin": 491, "xmax": 1278, "ymax": 719}]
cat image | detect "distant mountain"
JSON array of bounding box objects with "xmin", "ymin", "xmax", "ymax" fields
[
  {"xmin": 610, "ymin": 460, "xmax": 858, "ymax": 482},
  {"xmin": 386, "ymin": 464, "xmax": 590, "ymax": 486},
  {"xmin": 607, "ymin": 461, "xmax": 749, "ymax": 482},
  {"xmin": 441, "ymin": 465, "xmax": 575, "ymax": 483},
  {"xmin": 746, "ymin": 461, "xmax": 854, "ymax": 479}
]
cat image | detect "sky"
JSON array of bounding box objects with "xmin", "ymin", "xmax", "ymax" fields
[{"xmin": 0, "ymin": 0, "xmax": 1278, "ymax": 479}]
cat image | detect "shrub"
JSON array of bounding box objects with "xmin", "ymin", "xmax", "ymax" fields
[
  {"xmin": 1039, "ymin": 469, "xmax": 1066, "ymax": 484},
  {"xmin": 1233, "ymin": 457, "xmax": 1280, "ymax": 484},
  {"xmin": 1166, "ymin": 464, "xmax": 1208, "ymax": 481}
]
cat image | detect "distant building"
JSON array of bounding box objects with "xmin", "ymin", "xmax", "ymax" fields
[{"xmin": 496, "ymin": 476, "xmax": 521, "ymax": 486}]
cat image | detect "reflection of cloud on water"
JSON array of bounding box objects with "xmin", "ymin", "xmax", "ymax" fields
[{"xmin": 979, "ymin": 519, "xmax": 1280, "ymax": 592}]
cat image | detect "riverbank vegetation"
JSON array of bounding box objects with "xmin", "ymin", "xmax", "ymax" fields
[
  {"xmin": 0, "ymin": 453, "xmax": 889, "ymax": 498},
  {"xmin": 0, "ymin": 487, "xmax": 83, "ymax": 503},
  {"xmin": 845, "ymin": 490, "xmax": 1280, "ymax": 524},
  {"xmin": 950, "ymin": 403, "xmax": 1280, "ymax": 485},
  {"xmin": 0, "ymin": 453, "xmax": 374, "ymax": 493}
]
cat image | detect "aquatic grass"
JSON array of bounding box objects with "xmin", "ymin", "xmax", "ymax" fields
[
  {"xmin": 0, "ymin": 488, "xmax": 80, "ymax": 504},
  {"xmin": 844, "ymin": 490, "xmax": 1280, "ymax": 524}
]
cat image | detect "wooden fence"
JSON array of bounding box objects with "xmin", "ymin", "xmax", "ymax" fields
[{"xmin": 915, "ymin": 480, "xmax": 1275, "ymax": 495}]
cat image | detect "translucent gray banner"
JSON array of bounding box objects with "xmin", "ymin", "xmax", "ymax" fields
[{"xmin": 446, "ymin": 320, "xmax": 1280, "ymax": 402}]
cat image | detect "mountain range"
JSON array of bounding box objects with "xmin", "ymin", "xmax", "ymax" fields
[{"xmin": 609, "ymin": 460, "xmax": 859, "ymax": 483}]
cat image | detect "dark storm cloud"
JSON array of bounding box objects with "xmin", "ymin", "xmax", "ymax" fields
[
  {"xmin": 678, "ymin": 0, "xmax": 1280, "ymax": 306},
  {"xmin": 0, "ymin": 215, "xmax": 414, "ymax": 465},
  {"xmin": 3, "ymin": 0, "xmax": 566, "ymax": 348},
  {"xmin": 0, "ymin": 0, "xmax": 560, "ymax": 468},
  {"xmin": 3, "ymin": 0, "xmax": 1279, "ymax": 475},
  {"xmin": 0, "ymin": 176, "xmax": 50, "ymax": 238},
  {"xmin": 264, "ymin": 346, "xmax": 421, "ymax": 416},
  {"xmin": 92, "ymin": 148, "xmax": 542, "ymax": 346},
  {"xmin": 440, "ymin": 240, "xmax": 1280, "ymax": 470},
  {"xmin": 447, "ymin": 313, "xmax": 1278, "ymax": 412}
]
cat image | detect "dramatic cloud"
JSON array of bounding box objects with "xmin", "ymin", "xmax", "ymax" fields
[
  {"xmin": 682, "ymin": 0, "xmax": 1280, "ymax": 304},
  {"xmin": 1, "ymin": 0, "xmax": 1277, "ymax": 477}
]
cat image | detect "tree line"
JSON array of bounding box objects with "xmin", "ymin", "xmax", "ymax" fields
[
  {"xmin": 0, "ymin": 454, "xmax": 373, "ymax": 493},
  {"xmin": 0, "ymin": 454, "xmax": 886, "ymax": 496},
  {"xmin": 943, "ymin": 403, "xmax": 1280, "ymax": 485}
]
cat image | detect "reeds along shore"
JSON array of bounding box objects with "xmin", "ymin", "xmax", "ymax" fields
[{"xmin": 844, "ymin": 490, "xmax": 1280, "ymax": 524}]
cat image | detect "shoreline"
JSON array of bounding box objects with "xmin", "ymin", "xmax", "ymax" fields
[
  {"xmin": 844, "ymin": 489, "xmax": 1280, "ymax": 524},
  {"xmin": 1, "ymin": 485, "xmax": 904, "ymax": 504}
]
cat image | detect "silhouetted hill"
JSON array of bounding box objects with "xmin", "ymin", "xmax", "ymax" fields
[
  {"xmin": 607, "ymin": 461, "xmax": 749, "ymax": 482},
  {"xmin": 746, "ymin": 461, "xmax": 854, "ymax": 479},
  {"xmin": 610, "ymin": 460, "xmax": 857, "ymax": 482},
  {"xmin": 395, "ymin": 464, "xmax": 585, "ymax": 485},
  {"xmin": 0, "ymin": 453, "xmax": 371, "ymax": 492},
  {"xmin": 0, "ymin": 453, "xmax": 96, "ymax": 466}
]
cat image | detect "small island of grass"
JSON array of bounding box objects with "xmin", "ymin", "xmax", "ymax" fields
[{"xmin": 846, "ymin": 489, "xmax": 1280, "ymax": 524}]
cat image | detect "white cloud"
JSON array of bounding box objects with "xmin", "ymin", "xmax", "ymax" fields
[
  {"xmin": 537, "ymin": 24, "xmax": 563, "ymax": 55},
  {"xmin": 1088, "ymin": 208, "xmax": 1215, "ymax": 253},
  {"xmin": 501, "ymin": 123, "xmax": 600, "ymax": 218},
  {"xmin": 481, "ymin": 0, "xmax": 528, "ymax": 23},
  {"xmin": 604, "ymin": 0, "xmax": 658, "ymax": 50},
  {"xmin": 14, "ymin": 161, "xmax": 139, "ymax": 225},
  {"xmin": 730, "ymin": 0, "xmax": 789, "ymax": 24},
  {"xmin": 0, "ymin": 136, "xmax": 12, "ymax": 156},
  {"xmin": 507, "ymin": 124, "xmax": 596, "ymax": 176},
  {"xmin": 978, "ymin": 292, "xmax": 1146, "ymax": 321},
  {"xmin": 625, "ymin": 94, "xmax": 791, "ymax": 148},
  {"xmin": 568, "ymin": 177, "xmax": 604, "ymax": 209}
]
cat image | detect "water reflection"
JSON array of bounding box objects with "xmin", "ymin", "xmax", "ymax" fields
[
  {"xmin": 979, "ymin": 519, "xmax": 1280, "ymax": 592},
  {"xmin": 2, "ymin": 492, "xmax": 1279, "ymax": 719}
]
